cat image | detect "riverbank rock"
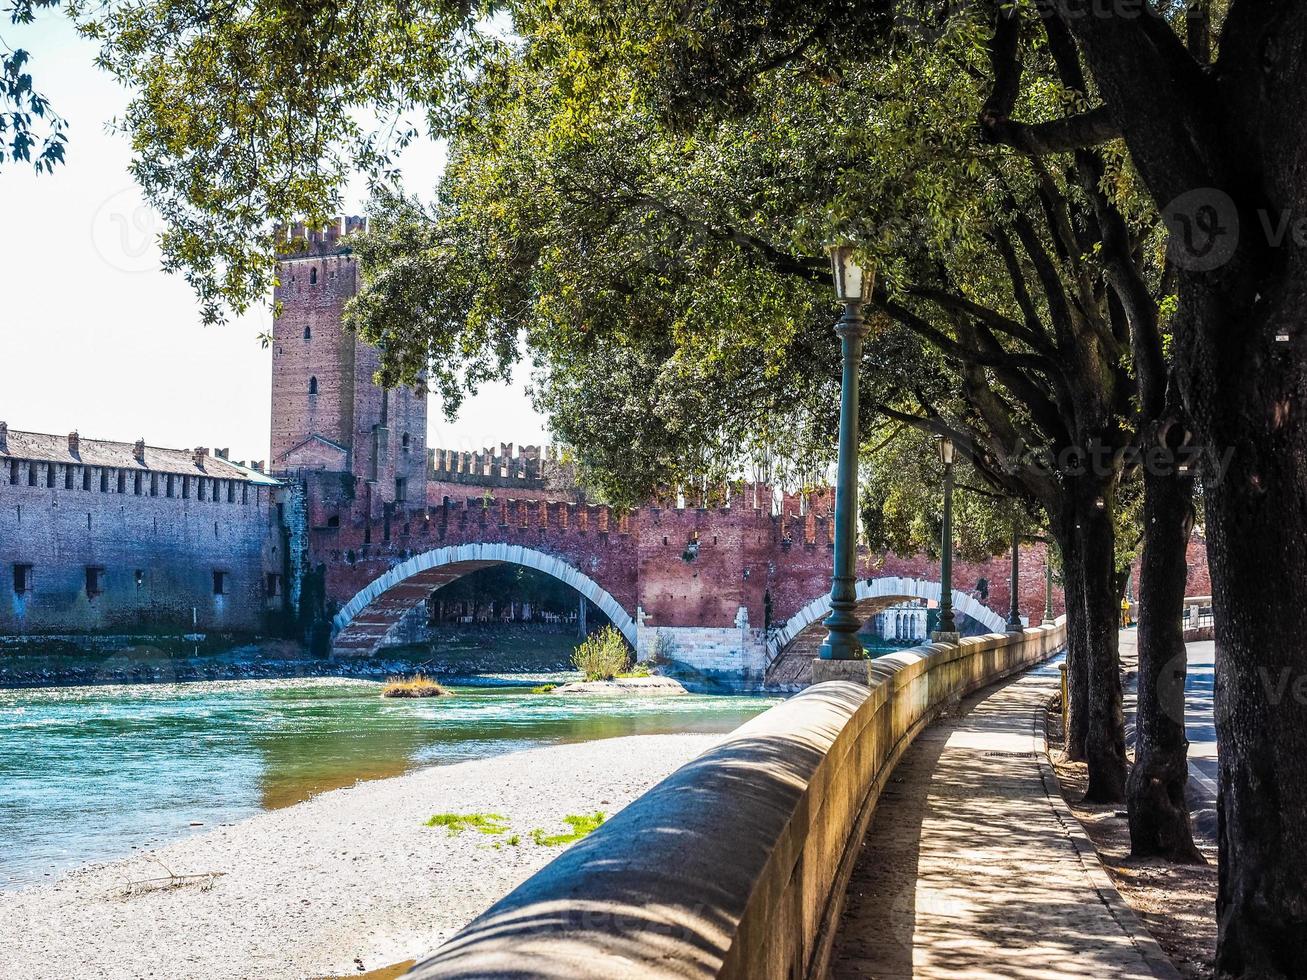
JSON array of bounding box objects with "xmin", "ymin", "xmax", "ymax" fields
[{"xmin": 552, "ymin": 676, "xmax": 688, "ymax": 696}]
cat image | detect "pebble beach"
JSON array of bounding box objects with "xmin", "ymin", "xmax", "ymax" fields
[{"xmin": 1, "ymin": 733, "xmax": 720, "ymax": 979}]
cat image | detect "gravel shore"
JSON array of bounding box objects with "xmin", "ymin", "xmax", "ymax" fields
[{"xmin": 1, "ymin": 733, "xmax": 720, "ymax": 979}]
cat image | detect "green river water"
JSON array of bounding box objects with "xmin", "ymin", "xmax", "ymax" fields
[{"xmin": 0, "ymin": 674, "xmax": 777, "ymax": 890}]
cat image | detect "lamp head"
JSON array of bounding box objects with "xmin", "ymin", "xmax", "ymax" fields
[
  {"xmin": 828, "ymin": 243, "xmax": 874, "ymax": 304},
  {"xmin": 935, "ymin": 434, "xmax": 954, "ymax": 466}
]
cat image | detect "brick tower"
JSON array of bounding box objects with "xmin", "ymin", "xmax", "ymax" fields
[{"xmin": 269, "ymin": 217, "xmax": 428, "ymax": 514}]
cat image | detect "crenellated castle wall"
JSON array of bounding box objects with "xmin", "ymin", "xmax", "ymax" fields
[{"xmin": 0, "ymin": 435, "xmax": 287, "ymax": 638}]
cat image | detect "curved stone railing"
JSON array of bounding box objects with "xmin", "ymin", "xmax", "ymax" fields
[{"xmin": 408, "ymin": 621, "xmax": 1066, "ymax": 980}]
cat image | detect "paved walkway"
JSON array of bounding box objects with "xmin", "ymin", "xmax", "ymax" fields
[{"xmin": 829, "ymin": 658, "xmax": 1176, "ymax": 979}]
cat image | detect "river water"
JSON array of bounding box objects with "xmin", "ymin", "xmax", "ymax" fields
[{"xmin": 0, "ymin": 675, "xmax": 776, "ymax": 889}]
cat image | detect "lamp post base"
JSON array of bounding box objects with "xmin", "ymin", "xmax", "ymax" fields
[
  {"xmin": 812, "ymin": 658, "xmax": 879, "ymax": 687},
  {"xmin": 930, "ymin": 631, "xmax": 960, "ymax": 644}
]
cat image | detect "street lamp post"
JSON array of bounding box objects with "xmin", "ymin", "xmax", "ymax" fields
[
  {"xmin": 818, "ymin": 244, "xmax": 874, "ymax": 661},
  {"xmin": 932, "ymin": 435, "xmax": 958, "ymax": 642},
  {"xmin": 1007, "ymin": 522, "xmax": 1022, "ymax": 631}
]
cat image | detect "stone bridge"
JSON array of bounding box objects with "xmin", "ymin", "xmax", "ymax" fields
[{"xmin": 305, "ymin": 481, "xmax": 1053, "ymax": 690}]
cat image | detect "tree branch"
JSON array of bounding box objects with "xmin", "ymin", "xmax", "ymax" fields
[{"xmin": 979, "ymin": 104, "xmax": 1120, "ymax": 155}]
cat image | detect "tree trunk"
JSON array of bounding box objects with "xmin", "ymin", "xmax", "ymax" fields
[
  {"xmin": 1126, "ymin": 461, "xmax": 1204, "ymax": 863},
  {"xmin": 1059, "ymin": 526, "xmax": 1090, "ymax": 761},
  {"xmin": 1179, "ymin": 276, "xmax": 1307, "ymax": 975},
  {"xmin": 1075, "ymin": 494, "xmax": 1128, "ymax": 804}
]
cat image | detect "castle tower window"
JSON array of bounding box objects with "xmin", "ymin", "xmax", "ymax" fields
[
  {"xmin": 309, "ymin": 267, "xmax": 317, "ymax": 285},
  {"xmin": 13, "ymin": 564, "xmax": 33, "ymax": 595},
  {"xmin": 64, "ymin": 467, "xmax": 74, "ymax": 490},
  {"xmin": 303, "ymin": 325, "xmax": 311, "ymax": 340},
  {"xmin": 82, "ymin": 467, "xmax": 91, "ymax": 491},
  {"xmin": 182, "ymin": 477, "xmax": 190, "ymax": 499},
  {"xmin": 197, "ymin": 479, "xmax": 205, "ymax": 502},
  {"xmin": 27, "ymin": 465, "xmax": 36, "ymax": 487},
  {"xmin": 212, "ymin": 570, "xmax": 228, "ymax": 596},
  {"xmin": 227, "ymin": 481, "xmax": 235, "ymax": 503},
  {"xmin": 8, "ymin": 460, "xmax": 17, "ymax": 485},
  {"xmin": 85, "ymin": 566, "xmax": 104, "ymax": 598},
  {"xmin": 402, "ymin": 432, "xmax": 410, "ymax": 452},
  {"xmin": 99, "ymin": 470, "xmax": 108, "ymax": 492},
  {"xmin": 265, "ymin": 573, "xmax": 281, "ymax": 598},
  {"xmin": 45, "ymin": 465, "xmax": 55, "ymax": 489},
  {"xmin": 150, "ymin": 473, "xmax": 158, "ymax": 497},
  {"xmin": 309, "ymin": 376, "xmax": 318, "ymax": 395},
  {"xmin": 116, "ymin": 471, "xmax": 126, "ymax": 494},
  {"xmin": 166, "ymin": 475, "xmax": 175, "ymax": 497},
  {"xmin": 134, "ymin": 472, "xmax": 143, "ymax": 495},
  {"xmin": 395, "ymin": 477, "xmax": 408, "ymax": 503}
]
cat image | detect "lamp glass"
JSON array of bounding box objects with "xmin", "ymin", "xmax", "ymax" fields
[
  {"xmin": 828, "ymin": 243, "xmax": 871, "ymax": 303},
  {"xmin": 936, "ymin": 434, "xmax": 954, "ymax": 466}
]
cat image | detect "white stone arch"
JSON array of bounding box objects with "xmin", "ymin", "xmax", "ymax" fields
[
  {"xmin": 331, "ymin": 543, "xmax": 637, "ymax": 647},
  {"xmin": 766, "ymin": 576, "xmax": 1009, "ymax": 661}
]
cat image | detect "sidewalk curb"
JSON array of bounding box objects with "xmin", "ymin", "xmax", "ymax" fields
[{"xmin": 1032, "ymin": 694, "xmax": 1182, "ymax": 980}]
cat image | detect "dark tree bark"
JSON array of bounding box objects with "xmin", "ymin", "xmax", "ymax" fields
[
  {"xmin": 1049, "ymin": 4, "xmax": 1307, "ymax": 969},
  {"xmin": 1074, "ymin": 492, "xmax": 1128, "ymax": 804},
  {"xmin": 1059, "ymin": 526, "xmax": 1090, "ymax": 761},
  {"xmin": 1185, "ymin": 270, "xmax": 1307, "ymax": 974},
  {"xmin": 1052, "ymin": 484, "xmax": 1127, "ymax": 801},
  {"xmin": 1127, "ymin": 452, "xmax": 1204, "ymax": 863}
]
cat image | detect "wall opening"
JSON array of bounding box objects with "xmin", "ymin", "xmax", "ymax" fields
[
  {"xmin": 85, "ymin": 566, "xmax": 104, "ymax": 598},
  {"xmin": 309, "ymin": 376, "xmax": 318, "ymax": 395},
  {"xmin": 212, "ymin": 570, "xmax": 228, "ymax": 596},
  {"xmin": 13, "ymin": 564, "xmax": 33, "ymax": 595}
]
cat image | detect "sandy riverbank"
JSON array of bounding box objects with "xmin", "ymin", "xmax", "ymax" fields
[{"xmin": 0, "ymin": 733, "xmax": 721, "ymax": 980}]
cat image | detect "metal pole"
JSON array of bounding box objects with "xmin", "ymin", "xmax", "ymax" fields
[
  {"xmin": 819, "ymin": 301, "xmax": 869, "ymax": 660},
  {"xmin": 1008, "ymin": 522, "xmax": 1022, "ymax": 630},
  {"xmin": 935, "ymin": 460, "xmax": 957, "ymax": 637}
]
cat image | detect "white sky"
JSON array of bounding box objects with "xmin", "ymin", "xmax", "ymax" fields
[{"xmin": 1, "ymin": 14, "xmax": 549, "ymax": 465}]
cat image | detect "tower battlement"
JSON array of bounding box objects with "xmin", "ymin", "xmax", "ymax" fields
[
  {"xmin": 273, "ymin": 216, "xmax": 367, "ymax": 259},
  {"xmin": 428, "ymin": 443, "xmax": 573, "ymax": 489}
]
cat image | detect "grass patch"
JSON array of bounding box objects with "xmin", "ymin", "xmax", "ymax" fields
[
  {"xmin": 424, "ymin": 812, "xmax": 509, "ymax": 836},
  {"xmin": 530, "ymin": 811, "xmax": 606, "ymax": 846},
  {"xmin": 530, "ymin": 683, "xmax": 557, "ymax": 694},
  {"xmin": 382, "ymin": 673, "xmax": 451, "ymax": 698},
  {"xmin": 617, "ymin": 661, "xmax": 655, "ymax": 679},
  {"xmin": 572, "ymin": 626, "xmax": 631, "ymax": 680}
]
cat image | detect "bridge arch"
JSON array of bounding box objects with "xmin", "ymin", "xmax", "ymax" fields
[
  {"xmin": 766, "ymin": 576, "xmax": 1009, "ymax": 672},
  {"xmin": 331, "ymin": 543, "xmax": 637, "ymax": 655}
]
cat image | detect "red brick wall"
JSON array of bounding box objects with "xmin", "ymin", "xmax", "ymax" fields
[
  {"xmin": 311, "ymin": 479, "xmax": 1217, "ymax": 645},
  {"xmin": 271, "ymin": 244, "xmax": 428, "ymax": 520},
  {"xmin": 270, "ymin": 250, "xmax": 361, "ymax": 466}
]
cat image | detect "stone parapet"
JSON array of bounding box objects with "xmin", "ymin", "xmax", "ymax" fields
[{"xmin": 409, "ymin": 619, "xmax": 1066, "ymax": 980}]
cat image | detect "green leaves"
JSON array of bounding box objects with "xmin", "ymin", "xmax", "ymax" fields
[{"xmin": 2, "ymin": 0, "xmax": 68, "ymax": 173}]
